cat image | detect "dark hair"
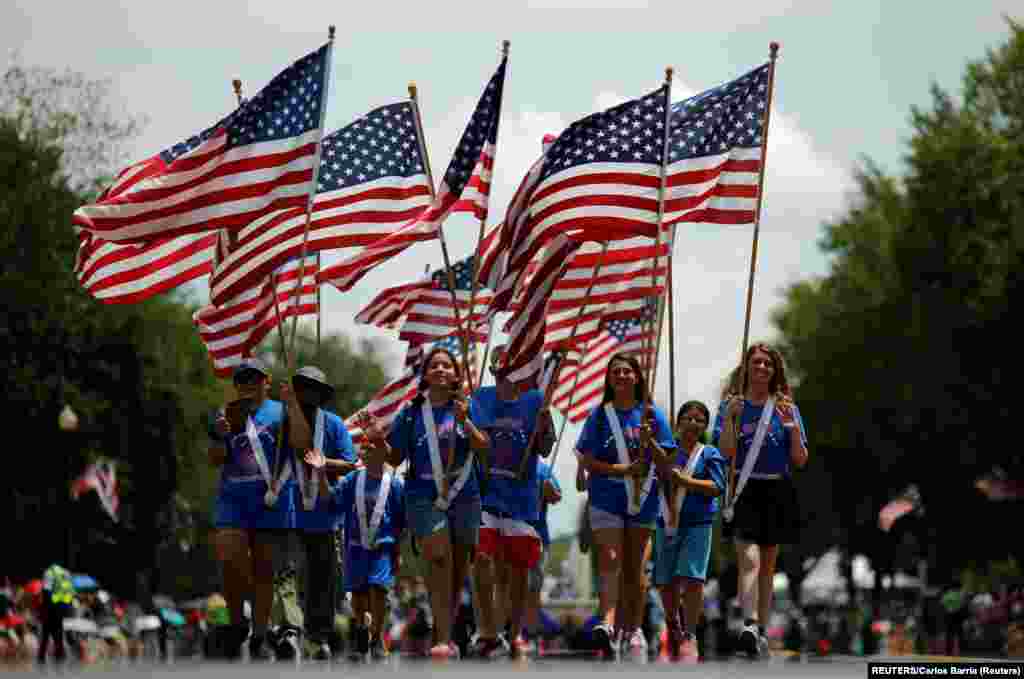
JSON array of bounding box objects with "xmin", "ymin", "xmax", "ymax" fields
[
  {"xmin": 411, "ymin": 346, "xmax": 463, "ymax": 407},
  {"xmin": 720, "ymin": 342, "xmax": 791, "ymax": 400},
  {"xmin": 676, "ymin": 400, "xmax": 711, "ymax": 444},
  {"xmin": 601, "ymin": 352, "xmax": 648, "ymax": 405}
]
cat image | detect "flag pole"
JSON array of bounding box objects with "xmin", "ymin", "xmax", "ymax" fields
[
  {"xmin": 232, "ymin": 78, "xmax": 291, "ymax": 369},
  {"xmin": 408, "ymin": 81, "xmax": 466, "ymax": 498},
  {"xmin": 546, "ymin": 326, "xmax": 596, "ymax": 474},
  {"xmin": 287, "ymin": 25, "xmax": 336, "ymax": 369},
  {"xmin": 516, "ymin": 240, "xmax": 609, "ymax": 480},
  {"xmin": 478, "ymin": 314, "xmax": 497, "ymax": 388},
  {"xmin": 466, "ymin": 40, "xmax": 510, "ymax": 392},
  {"xmin": 726, "ymin": 42, "xmax": 781, "ymax": 513}
]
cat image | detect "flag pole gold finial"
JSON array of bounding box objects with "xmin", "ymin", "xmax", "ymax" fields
[
  {"xmin": 665, "ymin": 66, "xmax": 674, "ymax": 84},
  {"xmin": 231, "ymin": 79, "xmax": 243, "ymax": 105},
  {"xmin": 328, "ymin": 25, "xmax": 336, "ymax": 41},
  {"xmin": 408, "ymin": 82, "xmax": 418, "ymax": 100},
  {"xmin": 502, "ymin": 40, "xmax": 510, "ymax": 57},
  {"xmin": 770, "ymin": 42, "xmax": 780, "ymax": 59}
]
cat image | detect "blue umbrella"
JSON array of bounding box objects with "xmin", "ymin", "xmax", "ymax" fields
[
  {"xmin": 159, "ymin": 608, "xmax": 186, "ymax": 627},
  {"xmin": 71, "ymin": 574, "xmax": 99, "ymax": 592}
]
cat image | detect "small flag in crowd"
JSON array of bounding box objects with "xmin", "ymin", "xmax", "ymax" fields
[
  {"xmin": 73, "ymin": 43, "xmax": 330, "ymax": 244},
  {"xmin": 209, "ymin": 102, "xmax": 432, "ymax": 306},
  {"xmin": 319, "ymin": 54, "xmax": 507, "ymax": 292},
  {"xmin": 878, "ymin": 484, "xmax": 923, "ymax": 532},
  {"xmin": 397, "ymin": 256, "xmax": 493, "ymax": 347},
  {"xmin": 71, "ymin": 459, "xmax": 120, "ymax": 522}
]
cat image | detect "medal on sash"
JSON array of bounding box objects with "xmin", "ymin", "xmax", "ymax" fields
[{"xmin": 421, "ymin": 401, "xmax": 474, "ymax": 512}]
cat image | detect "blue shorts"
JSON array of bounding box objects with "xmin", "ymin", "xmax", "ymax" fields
[
  {"xmin": 653, "ymin": 521, "xmax": 713, "ymax": 585},
  {"xmin": 345, "ymin": 543, "xmax": 395, "ymax": 593},
  {"xmin": 214, "ymin": 483, "xmax": 295, "ymax": 530},
  {"xmin": 405, "ymin": 494, "xmax": 481, "ymax": 546}
]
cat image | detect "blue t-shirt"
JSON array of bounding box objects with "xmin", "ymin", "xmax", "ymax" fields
[
  {"xmin": 657, "ymin": 443, "xmax": 728, "ymax": 527},
  {"xmin": 575, "ymin": 403, "xmax": 676, "ymax": 517},
  {"xmin": 330, "ymin": 469, "xmax": 405, "ymax": 547},
  {"xmin": 217, "ymin": 399, "xmax": 288, "ymax": 494},
  {"xmin": 387, "ymin": 398, "xmax": 487, "ymax": 503},
  {"xmin": 295, "ymin": 409, "xmax": 356, "ymax": 533},
  {"xmin": 711, "ymin": 399, "xmax": 808, "ymax": 477},
  {"xmin": 529, "ymin": 461, "xmax": 562, "ymax": 546},
  {"xmin": 474, "ymin": 386, "xmax": 544, "ymax": 521}
]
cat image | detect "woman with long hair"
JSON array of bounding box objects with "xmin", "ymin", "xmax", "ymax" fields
[
  {"xmin": 574, "ymin": 352, "xmax": 676, "ymax": 657},
  {"xmin": 713, "ymin": 342, "xmax": 808, "ymax": 659},
  {"xmin": 355, "ymin": 346, "xmax": 490, "ymax": 659},
  {"xmin": 652, "ymin": 400, "xmax": 727, "ymax": 661}
]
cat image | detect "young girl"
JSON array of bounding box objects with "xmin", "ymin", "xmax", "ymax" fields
[
  {"xmin": 305, "ymin": 445, "xmax": 405, "ymax": 660},
  {"xmin": 652, "ymin": 400, "xmax": 727, "ymax": 661},
  {"xmin": 575, "ymin": 352, "xmax": 676, "ymax": 657}
]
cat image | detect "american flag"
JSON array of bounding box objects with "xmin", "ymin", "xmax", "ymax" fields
[
  {"xmin": 193, "ymin": 254, "xmax": 318, "ymax": 377},
  {"xmin": 397, "ymin": 256, "xmax": 493, "ymax": 347},
  {"xmin": 354, "ymin": 270, "xmax": 432, "ymax": 330},
  {"xmin": 318, "ymin": 55, "xmax": 507, "ymax": 292},
  {"xmin": 346, "ymin": 335, "xmax": 471, "ymax": 452},
  {"xmin": 74, "ymin": 230, "xmax": 218, "ymax": 304},
  {"xmin": 71, "ymin": 459, "xmax": 120, "ymax": 522},
  {"xmin": 878, "ymin": 485, "xmax": 923, "ymax": 532},
  {"xmin": 208, "ymin": 102, "xmax": 432, "ymax": 306},
  {"xmin": 73, "ymin": 44, "xmax": 330, "ymax": 244},
  {"xmin": 551, "ymin": 304, "xmax": 657, "ymax": 424},
  {"xmin": 663, "ymin": 64, "xmax": 769, "ymax": 226}
]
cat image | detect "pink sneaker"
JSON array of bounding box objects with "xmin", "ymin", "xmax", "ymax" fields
[
  {"xmin": 429, "ymin": 642, "xmax": 459, "ymax": 660},
  {"xmin": 679, "ymin": 633, "xmax": 699, "ymax": 662}
]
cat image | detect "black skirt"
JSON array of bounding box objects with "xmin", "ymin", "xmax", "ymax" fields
[{"xmin": 722, "ymin": 476, "xmax": 801, "ymax": 546}]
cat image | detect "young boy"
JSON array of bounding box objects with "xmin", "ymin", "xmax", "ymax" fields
[{"xmin": 306, "ymin": 446, "xmax": 404, "ymax": 660}]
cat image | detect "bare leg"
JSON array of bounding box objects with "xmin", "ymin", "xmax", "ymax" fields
[
  {"xmin": 370, "ymin": 587, "xmax": 387, "ymax": 642},
  {"xmin": 757, "ymin": 545, "xmax": 779, "ymax": 629},
  {"xmin": 420, "ymin": 530, "xmax": 453, "ymax": 647},
  {"xmin": 451, "ymin": 543, "xmax": 474, "ymax": 634},
  {"xmin": 735, "ymin": 540, "xmax": 760, "ymax": 623},
  {"xmin": 473, "ymin": 554, "xmax": 498, "ymax": 640},
  {"xmin": 622, "ymin": 526, "xmax": 652, "ymax": 638},
  {"xmin": 682, "ymin": 579, "xmax": 704, "ymax": 634},
  {"xmin": 592, "ymin": 528, "xmax": 624, "ymax": 628},
  {"xmin": 213, "ymin": 529, "xmax": 253, "ymax": 629},
  {"xmin": 250, "ymin": 534, "xmax": 279, "ymax": 638},
  {"xmin": 506, "ymin": 564, "xmax": 530, "ymax": 643}
]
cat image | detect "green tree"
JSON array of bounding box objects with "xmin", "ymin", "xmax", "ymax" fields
[{"xmin": 773, "ymin": 19, "xmax": 1024, "ymax": 588}]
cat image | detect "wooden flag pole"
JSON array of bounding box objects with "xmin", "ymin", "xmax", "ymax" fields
[
  {"xmin": 726, "ymin": 42, "xmax": 781, "ymax": 513},
  {"xmin": 466, "ymin": 39, "xmax": 510, "ymax": 392},
  {"xmin": 287, "ymin": 25, "xmax": 336, "ymax": 369},
  {"xmin": 516, "ymin": 240, "xmax": 609, "ymax": 480},
  {"xmin": 408, "ymin": 81, "xmax": 466, "ymax": 498}
]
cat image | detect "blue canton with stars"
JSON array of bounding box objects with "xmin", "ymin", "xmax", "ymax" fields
[
  {"xmin": 159, "ymin": 44, "xmax": 328, "ymax": 165},
  {"xmin": 430, "ymin": 256, "xmax": 477, "ymax": 292},
  {"xmin": 604, "ymin": 296, "xmax": 657, "ymax": 342},
  {"xmin": 540, "ymin": 87, "xmax": 669, "ymax": 181},
  {"xmin": 441, "ymin": 58, "xmax": 507, "ymax": 192},
  {"xmin": 667, "ymin": 63, "xmax": 769, "ymax": 161},
  {"xmin": 317, "ymin": 102, "xmax": 425, "ymax": 192}
]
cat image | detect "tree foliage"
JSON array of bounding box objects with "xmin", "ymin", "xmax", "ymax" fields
[{"xmin": 773, "ymin": 19, "xmax": 1024, "ymax": 586}]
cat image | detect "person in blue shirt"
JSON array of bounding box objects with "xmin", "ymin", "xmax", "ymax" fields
[
  {"xmin": 354, "ymin": 345, "xmax": 490, "ymax": 659},
  {"xmin": 207, "ymin": 357, "xmax": 313, "ymax": 661},
  {"xmin": 274, "ymin": 365, "xmax": 358, "ymax": 661},
  {"xmin": 713, "ymin": 342, "xmax": 809, "ymax": 660},
  {"xmin": 574, "ymin": 352, "xmax": 676, "ymax": 657},
  {"xmin": 651, "ymin": 400, "xmax": 727, "ymax": 661},
  {"xmin": 471, "ymin": 345, "xmax": 555, "ymax": 659},
  {"xmin": 523, "ymin": 459, "xmax": 562, "ymax": 652},
  {"xmin": 305, "ymin": 443, "xmax": 404, "ymax": 660}
]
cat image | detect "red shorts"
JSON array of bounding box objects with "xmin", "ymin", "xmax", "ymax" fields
[{"xmin": 478, "ymin": 511, "xmax": 542, "ymax": 569}]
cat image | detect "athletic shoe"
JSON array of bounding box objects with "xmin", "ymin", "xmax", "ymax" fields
[
  {"xmin": 592, "ymin": 623, "xmax": 615, "ymax": 658},
  {"xmin": 679, "ymin": 632, "xmax": 699, "ymax": 662},
  {"xmin": 428, "ymin": 641, "xmax": 459, "ymax": 659},
  {"xmin": 273, "ymin": 628, "xmax": 300, "ymax": 661},
  {"xmin": 471, "ymin": 636, "xmax": 508, "ymax": 659},
  {"xmin": 369, "ymin": 637, "xmax": 389, "ymax": 660},
  {"xmin": 757, "ymin": 633, "xmax": 771, "ymax": 659},
  {"xmin": 738, "ymin": 623, "xmax": 760, "ymax": 659},
  {"xmin": 312, "ymin": 642, "xmax": 332, "ymax": 661},
  {"xmin": 509, "ymin": 635, "xmax": 532, "ymax": 658},
  {"xmin": 248, "ymin": 633, "xmax": 274, "ymax": 662},
  {"xmin": 626, "ymin": 629, "xmax": 648, "ymax": 659}
]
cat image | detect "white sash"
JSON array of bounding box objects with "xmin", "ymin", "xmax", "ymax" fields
[
  {"xmin": 295, "ymin": 409, "xmax": 325, "ymax": 511},
  {"xmin": 245, "ymin": 416, "xmax": 279, "ymax": 508},
  {"xmin": 604, "ymin": 404, "xmax": 656, "ymax": 516},
  {"xmin": 355, "ymin": 469, "xmax": 393, "ymax": 549},
  {"xmin": 659, "ymin": 444, "xmax": 704, "ymax": 536},
  {"xmin": 723, "ymin": 397, "xmax": 775, "ymax": 522},
  {"xmin": 421, "ymin": 400, "xmax": 475, "ymax": 512}
]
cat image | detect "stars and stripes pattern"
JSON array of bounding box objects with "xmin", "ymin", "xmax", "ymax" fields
[
  {"xmin": 208, "ymin": 102, "xmax": 432, "ymax": 306},
  {"xmin": 73, "ymin": 44, "xmax": 330, "ymax": 244},
  {"xmin": 397, "ymin": 255, "xmax": 493, "ymax": 347},
  {"xmin": 71, "ymin": 459, "xmax": 120, "ymax": 522},
  {"xmin": 193, "ymin": 254, "xmax": 318, "ymax": 377},
  {"xmin": 663, "ymin": 64, "xmax": 769, "ymax": 226},
  {"xmin": 354, "ymin": 269, "xmax": 433, "ymax": 330},
  {"xmin": 318, "ymin": 55, "xmax": 507, "ymax": 292},
  {"xmin": 551, "ymin": 303, "xmax": 657, "ymax": 424}
]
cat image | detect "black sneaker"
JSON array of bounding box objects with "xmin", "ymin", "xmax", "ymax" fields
[
  {"xmin": 348, "ymin": 624, "xmax": 369, "ymax": 661},
  {"xmin": 369, "ymin": 637, "xmax": 390, "ymax": 660},
  {"xmin": 249, "ymin": 632, "xmax": 274, "ymax": 662},
  {"xmin": 738, "ymin": 623, "xmax": 760, "ymax": 659},
  {"xmin": 273, "ymin": 628, "xmax": 300, "ymax": 661},
  {"xmin": 592, "ymin": 623, "xmax": 615, "ymax": 658},
  {"xmin": 223, "ymin": 624, "xmax": 248, "ymax": 660}
]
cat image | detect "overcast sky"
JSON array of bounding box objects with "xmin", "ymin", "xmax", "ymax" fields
[{"xmin": 6, "ymin": 0, "xmax": 1018, "ymax": 538}]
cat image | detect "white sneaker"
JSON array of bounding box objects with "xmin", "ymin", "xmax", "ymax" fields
[
  {"xmin": 757, "ymin": 633, "xmax": 771, "ymax": 659},
  {"xmin": 628, "ymin": 629, "xmax": 647, "ymax": 655}
]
